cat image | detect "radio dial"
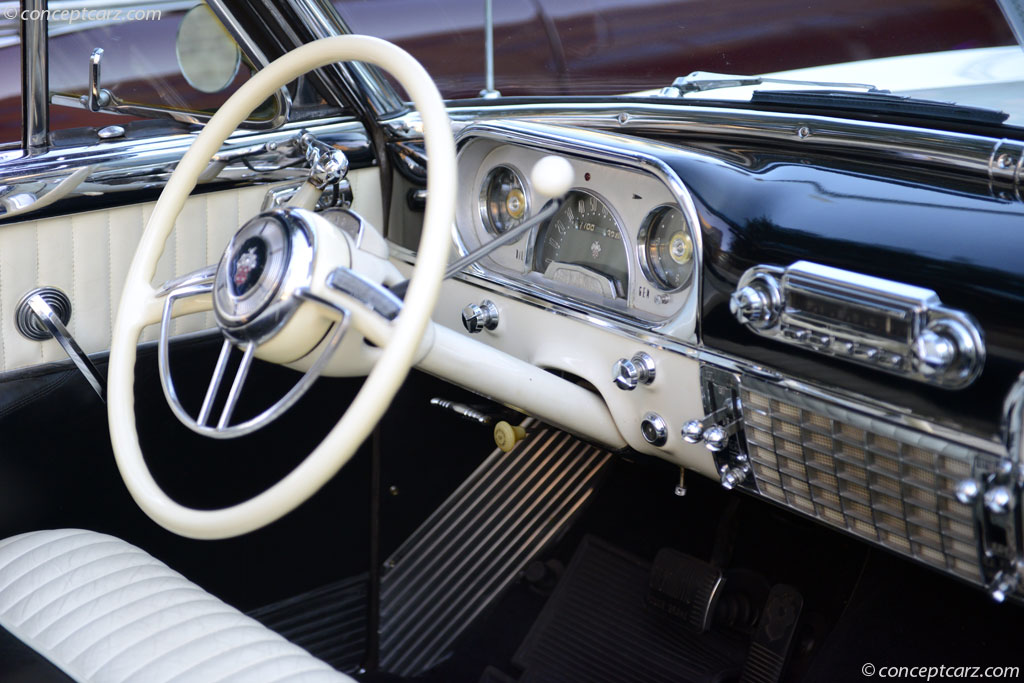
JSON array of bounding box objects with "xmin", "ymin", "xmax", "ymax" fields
[
  {"xmin": 911, "ymin": 328, "xmax": 957, "ymax": 375},
  {"xmin": 729, "ymin": 274, "xmax": 781, "ymax": 329}
]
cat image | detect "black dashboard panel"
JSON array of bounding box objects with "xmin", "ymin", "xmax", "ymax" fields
[{"xmin": 655, "ymin": 139, "xmax": 1024, "ymax": 437}]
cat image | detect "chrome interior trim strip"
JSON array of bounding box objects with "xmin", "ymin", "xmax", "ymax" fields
[
  {"xmin": 1002, "ymin": 371, "xmax": 1024, "ymax": 463},
  {"xmin": 0, "ymin": 118, "xmax": 370, "ymax": 224},
  {"xmin": 386, "ymin": 102, "xmax": 1019, "ymax": 194},
  {"xmin": 22, "ymin": 0, "xmax": 48, "ymax": 152},
  {"xmin": 703, "ymin": 350, "xmax": 1006, "ymax": 456}
]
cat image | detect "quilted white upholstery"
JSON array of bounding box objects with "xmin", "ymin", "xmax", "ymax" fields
[
  {"xmin": 0, "ymin": 168, "xmax": 382, "ymax": 374},
  {"xmin": 0, "ymin": 529, "xmax": 356, "ymax": 683}
]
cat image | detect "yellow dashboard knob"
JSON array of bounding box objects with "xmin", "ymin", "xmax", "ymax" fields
[{"xmin": 494, "ymin": 421, "xmax": 527, "ymax": 452}]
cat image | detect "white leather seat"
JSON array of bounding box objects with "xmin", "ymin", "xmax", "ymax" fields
[{"xmin": 0, "ymin": 529, "xmax": 356, "ymax": 683}]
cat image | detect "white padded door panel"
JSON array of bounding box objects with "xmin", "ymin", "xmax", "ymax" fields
[{"xmin": 0, "ymin": 167, "xmax": 382, "ymax": 374}]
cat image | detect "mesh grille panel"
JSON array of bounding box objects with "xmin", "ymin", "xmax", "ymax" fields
[{"xmin": 740, "ymin": 386, "xmax": 982, "ymax": 582}]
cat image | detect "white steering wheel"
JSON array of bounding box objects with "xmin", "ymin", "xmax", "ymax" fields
[{"xmin": 107, "ymin": 36, "xmax": 456, "ymax": 539}]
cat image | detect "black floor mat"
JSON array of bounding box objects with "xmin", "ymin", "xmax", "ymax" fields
[
  {"xmin": 247, "ymin": 574, "xmax": 368, "ymax": 672},
  {"xmin": 513, "ymin": 535, "xmax": 748, "ymax": 683}
]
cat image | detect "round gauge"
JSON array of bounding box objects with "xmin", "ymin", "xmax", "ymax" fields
[
  {"xmin": 479, "ymin": 165, "xmax": 529, "ymax": 234},
  {"xmin": 639, "ymin": 205, "xmax": 694, "ymax": 290},
  {"xmin": 533, "ymin": 190, "xmax": 628, "ymax": 299}
]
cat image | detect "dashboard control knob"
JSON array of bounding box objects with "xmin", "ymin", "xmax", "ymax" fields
[
  {"xmin": 612, "ymin": 352, "xmax": 656, "ymax": 390},
  {"xmin": 462, "ymin": 300, "xmax": 499, "ymax": 333},
  {"xmin": 955, "ymin": 478, "xmax": 980, "ymax": 505},
  {"xmin": 729, "ymin": 273, "xmax": 781, "ymax": 329},
  {"xmin": 984, "ymin": 486, "xmax": 1012, "ymax": 516},
  {"xmin": 681, "ymin": 419, "xmax": 706, "ymax": 443},
  {"xmin": 704, "ymin": 418, "xmax": 740, "ymax": 452},
  {"xmin": 494, "ymin": 420, "xmax": 527, "ymax": 452},
  {"xmin": 640, "ymin": 413, "xmax": 668, "ymax": 447},
  {"xmin": 719, "ymin": 463, "xmax": 750, "ymax": 490},
  {"xmin": 911, "ymin": 327, "xmax": 958, "ymax": 376}
]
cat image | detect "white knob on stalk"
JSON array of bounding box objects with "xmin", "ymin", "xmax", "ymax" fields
[{"xmin": 531, "ymin": 155, "xmax": 574, "ymax": 198}]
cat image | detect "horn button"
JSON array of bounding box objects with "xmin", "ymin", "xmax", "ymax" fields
[{"xmin": 213, "ymin": 208, "xmax": 316, "ymax": 345}]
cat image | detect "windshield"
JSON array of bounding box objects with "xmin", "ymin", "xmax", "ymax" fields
[{"xmin": 333, "ymin": 0, "xmax": 1021, "ymax": 124}]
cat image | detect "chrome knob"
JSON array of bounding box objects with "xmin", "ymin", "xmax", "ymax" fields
[
  {"xmin": 681, "ymin": 420, "xmax": 705, "ymax": 443},
  {"xmin": 729, "ymin": 273, "xmax": 781, "ymax": 328},
  {"xmin": 954, "ymin": 478, "xmax": 980, "ymax": 505},
  {"xmin": 730, "ymin": 286, "xmax": 769, "ymax": 322},
  {"xmin": 989, "ymin": 569, "xmax": 1019, "ymax": 603},
  {"xmin": 612, "ymin": 352, "xmax": 656, "ymax": 391},
  {"xmin": 720, "ymin": 464, "xmax": 749, "ymax": 490},
  {"xmin": 703, "ymin": 418, "xmax": 740, "ymax": 452},
  {"xmin": 911, "ymin": 328, "xmax": 957, "ymax": 376},
  {"xmin": 984, "ymin": 486, "xmax": 1012, "ymax": 516},
  {"xmin": 462, "ymin": 300, "xmax": 499, "ymax": 333},
  {"xmin": 704, "ymin": 426, "xmax": 729, "ymax": 452},
  {"xmin": 640, "ymin": 412, "xmax": 668, "ymax": 447}
]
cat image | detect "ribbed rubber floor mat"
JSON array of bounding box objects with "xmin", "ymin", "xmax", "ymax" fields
[
  {"xmin": 379, "ymin": 422, "xmax": 613, "ymax": 676},
  {"xmin": 514, "ymin": 536, "xmax": 748, "ymax": 683},
  {"xmin": 248, "ymin": 574, "xmax": 367, "ymax": 673}
]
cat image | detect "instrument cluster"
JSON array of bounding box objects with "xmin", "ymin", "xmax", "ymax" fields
[{"xmin": 454, "ymin": 129, "xmax": 700, "ymax": 341}]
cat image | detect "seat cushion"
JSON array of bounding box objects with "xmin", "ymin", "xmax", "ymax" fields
[{"xmin": 0, "ymin": 529, "xmax": 356, "ymax": 683}]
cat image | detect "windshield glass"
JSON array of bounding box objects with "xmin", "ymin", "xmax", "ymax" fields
[{"xmin": 333, "ymin": 0, "xmax": 1021, "ymax": 123}]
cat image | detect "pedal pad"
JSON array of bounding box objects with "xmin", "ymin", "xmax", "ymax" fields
[
  {"xmin": 646, "ymin": 548, "xmax": 724, "ymax": 633},
  {"xmin": 740, "ymin": 584, "xmax": 803, "ymax": 683}
]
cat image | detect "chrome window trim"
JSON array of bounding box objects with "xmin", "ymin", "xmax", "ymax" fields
[
  {"xmin": 0, "ymin": 117, "xmax": 371, "ymax": 224},
  {"xmin": 385, "ymin": 102, "xmax": 1024, "ymax": 198},
  {"xmin": 450, "ymin": 120, "xmax": 705, "ymax": 339},
  {"xmin": 22, "ymin": 0, "xmax": 48, "ymax": 153},
  {"xmin": 280, "ymin": 0, "xmax": 403, "ymax": 119}
]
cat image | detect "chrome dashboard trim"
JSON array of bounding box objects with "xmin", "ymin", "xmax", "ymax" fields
[
  {"xmin": 451, "ymin": 120, "xmax": 705, "ymax": 339},
  {"xmin": 385, "ymin": 102, "xmax": 1024, "ymax": 197}
]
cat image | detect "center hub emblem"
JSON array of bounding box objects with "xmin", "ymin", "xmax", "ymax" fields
[{"xmin": 230, "ymin": 237, "xmax": 268, "ymax": 297}]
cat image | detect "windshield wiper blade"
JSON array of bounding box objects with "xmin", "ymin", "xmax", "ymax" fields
[
  {"xmin": 749, "ymin": 90, "xmax": 1010, "ymax": 125},
  {"xmin": 660, "ymin": 71, "xmax": 883, "ymax": 96}
]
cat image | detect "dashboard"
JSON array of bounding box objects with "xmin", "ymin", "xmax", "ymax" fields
[
  {"xmin": 433, "ymin": 114, "xmax": 1024, "ymax": 601},
  {"xmin": 453, "ymin": 124, "xmax": 700, "ymax": 342}
]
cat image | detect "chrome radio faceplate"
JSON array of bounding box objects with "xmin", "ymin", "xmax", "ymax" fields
[{"xmin": 730, "ymin": 261, "xmax": 985, "ymax": 389}]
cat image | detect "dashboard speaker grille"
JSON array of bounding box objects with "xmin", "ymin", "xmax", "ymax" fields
[{"xmin": 738, "ymin": 380, "xmax": 992, "ymax": 583}]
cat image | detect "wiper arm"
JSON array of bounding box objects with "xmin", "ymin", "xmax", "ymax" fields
[
  {"xmin": 659, "ymin": 71, "xmax": 883, "ymax": 96},
  {"xmin": 749, "ymin": 90, "xmax": 1010, "ymax": 125}
]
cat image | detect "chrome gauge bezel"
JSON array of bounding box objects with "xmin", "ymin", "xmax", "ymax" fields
[
  {"xmin": 452, "ymin": 120, "xmax": 704, "ymax": 342},
  {"xmin": 478, "ymin": 163, "xmax": 531, "ymax": 235},
  {"xmin": 637, "ymin": 203, "xmax": 695, "ymax": 292}
]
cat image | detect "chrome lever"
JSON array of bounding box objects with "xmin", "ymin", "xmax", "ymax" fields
[
  {"xmin": 18, "ymin": 290, "xmax": 105, "ymax": 402},
  {"xmin": 80, "ymin": 48, "xmax": 114, "ymax": 112}
]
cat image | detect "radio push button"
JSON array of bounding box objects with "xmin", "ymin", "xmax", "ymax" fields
[{"xmin": 851, "ymin": 344, "xmax": 879, "ymax": 362}]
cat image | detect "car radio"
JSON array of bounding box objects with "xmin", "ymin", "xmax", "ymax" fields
[{"xmin": 729, "ymin": 261, "xmax": 985, "ymax": 388}]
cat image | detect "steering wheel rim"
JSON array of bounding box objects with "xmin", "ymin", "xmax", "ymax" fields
[{"xmin": 108, "ymin": 36, "xmax": 456, "ymax": 540}]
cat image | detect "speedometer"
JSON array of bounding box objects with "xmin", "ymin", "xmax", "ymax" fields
[{"xmin": 533, "ymin": 190, "xmax": 628, "ymax": 299}]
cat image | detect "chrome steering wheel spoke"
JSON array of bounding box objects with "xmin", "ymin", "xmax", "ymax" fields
[{"xmin": 157, "ymin": 278, "xmax": 352, "ymax": 440}]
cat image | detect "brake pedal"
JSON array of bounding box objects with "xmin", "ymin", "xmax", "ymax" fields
[
  {"xmin": 646, "ymin": 548, "xmax": 724, "ymax": 633},
  {"xmin": 739, "ymin": 584, "xmax": 803, "ymax": 683}
]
